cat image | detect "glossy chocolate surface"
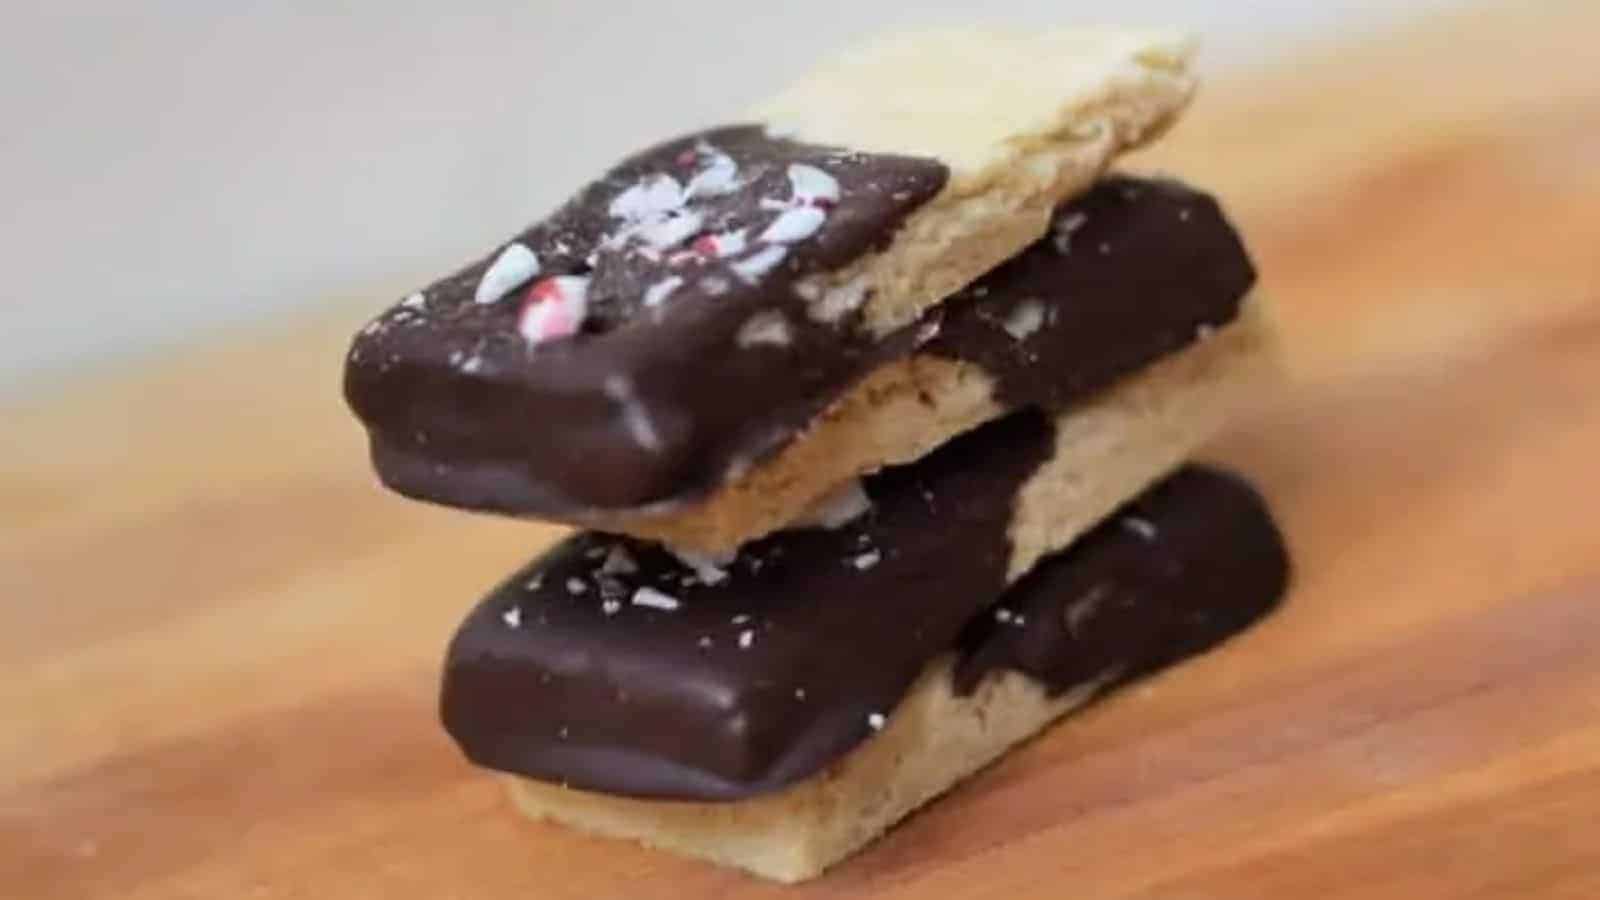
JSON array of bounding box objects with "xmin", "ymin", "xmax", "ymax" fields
[
  {"xmin": 347, "ymin": 167, "xmax": 1254, "ymax": 517},
  {"xmin": 441, "ymin": 432, "xmax": 1287, "ymax": 801}
]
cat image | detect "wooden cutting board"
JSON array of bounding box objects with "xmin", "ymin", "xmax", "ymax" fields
[{"xmin": 5, "ymin": 3, "xmax": 1599, "ymax": 896}]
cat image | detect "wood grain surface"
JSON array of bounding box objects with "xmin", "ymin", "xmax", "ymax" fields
[{"xmin": 5, "ymin": 2, "xmax": 1599, "ymax": 896}]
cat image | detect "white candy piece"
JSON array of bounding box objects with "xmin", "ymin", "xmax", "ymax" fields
[
  {"xmin": 642, "ymin": 275, "xmax": 684, "ymax": 308},
  {"xmin": 736, "ymin": 310, "xmax": 793, "ymax": 349},
  {"xmin": 631, "ymin": 587, "xmax": 681, "ymax": 611},
  {"xmin": 609, "ymin": 174, "xmax": 685, "ymax": 223},
  {"xmin": 685, "ymin": 145, "xmax": 740, "ymax": 198},
  {"xmin": 635, "ymin": 209, "xmax": 704, "ymax": 250},
  {"xmin": 759, "ymin": 206, "xmax": 827, "ymax": 244},
  {"xmin": 475, "ymin": 243, "xmax": 540, "ymax": 305},
  {"xmin": 787, "ymin": 163, "xmax": 840, "ymax": 205},
  {"xmin": 730, "ymin": 245, "xmax": 789, "ymax": 284},
  {"xmin": 1002, "ymin": 299, "xmax": 1047, "ymax": 340}
]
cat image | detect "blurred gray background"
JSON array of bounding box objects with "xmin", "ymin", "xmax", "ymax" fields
[{"xmin": 2, "ymin": 1, "xmax": 1462, "ymax": 391}]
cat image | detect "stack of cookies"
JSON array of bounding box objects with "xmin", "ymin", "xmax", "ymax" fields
[{"xmin": 344, "ymin": 28, "xmax": 1290, "ymax": 883}]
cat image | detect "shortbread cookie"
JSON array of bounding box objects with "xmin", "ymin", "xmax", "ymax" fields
[
  {"xmin": 442, "ymin": 304, "xmax": 1273, "ymax": 799},
  {"xmin": 456, "ymin": 467, "xmax": 1288, "ymax": 881},
  {"xmin": 348, "ymin": 175, "xmax": 1253, "ymax": 552},
  {"xmin": 344, "ymin": 28, "xmax": 1196, "ymax": 522}
]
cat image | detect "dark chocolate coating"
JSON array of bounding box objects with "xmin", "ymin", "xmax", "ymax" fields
[
  {"xmin": 441, "ymin": 411, "xmax": 1053, "ymax": 801},
  {"xmin": 346, "ymin": 125, "xmax": 945, "ymax": 512},
  {"xmin": 441, "ymin": 419, "xmax": 1288, "ymax": 801},
  {"xmin": 346, "ymin": 159, "xmax": 1255, "ymax": 517},
  {"xmin": 951, "ymin": 466, "xmax": 1289, "ymax": 695}
]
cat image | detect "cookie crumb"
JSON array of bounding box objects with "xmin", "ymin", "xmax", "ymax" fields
[{"xmin": 797, "ymin": 479, "xmax": 872, "ymax": 529}]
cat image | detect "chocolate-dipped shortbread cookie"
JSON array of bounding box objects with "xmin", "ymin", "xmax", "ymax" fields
[
  {"xmin": 345, "ymin": 29, "xmax": 1204, "ymax": 552},
  {"xmin": 348, "ymin": 174, "xmax": 1263, "ymax": 554},
  {"xmin": 444, "ymin": 454, "xmax": 1288, "ymax": 882}
]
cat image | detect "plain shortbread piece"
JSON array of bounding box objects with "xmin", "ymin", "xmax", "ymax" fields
[
  {"xmin": 499, "ymin": 297, "xmax": 1276, "ymax": 882},
  {"xmin": 577, "ymin": 292, "xmax": 1273, "ymax": 557},
  {"xmin": 756, "ymin": 28, "xmax": 1198, "ymax": 335}
]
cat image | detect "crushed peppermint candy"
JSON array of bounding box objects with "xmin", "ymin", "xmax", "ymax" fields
[
  {"xmin": 604, "ymin": 375, "xmax": 663, "ymax": 452},
  {"xmin": 993, "ymin": 607, "xmax": 1014, "ymax": 624},
  {"xmin": 501, "ymin": 605, "xmax": 522, "ymax": 628},
  {"xmin": 631, "ymin": 586, "xmax": 681, "ymax": 611},
  {"xmin": 476, "ymin": 243, "xmax": 540, "ymax": 305},
  {"xmin": 599, "ymin": 545, "xmax": 639, "ymax": 577},
  {"xmin": 1196, "ymin": 323, "xmax": 1217, "ymax": 341},
  {"xmin": 518, "ymin": 275, "xmax": 590, "ymax": 345},
  {"xmin": 700, "ymin": 276, "xmax": 730, "ymax": 296},
  {"xmin": 566, "ymin": 577, "xmax": 589, "ymax": 595},
  {"xmin": 736, "ymin": 310, "xmax": 793, "ymax": 348},
  {"xmin": 730, "ymin": 613, "xmax": 752, "ymax": 625},
  {"xmin": 737, "ymin": 628, "xmax": 756, "ymax": 649},
  {"xmin": 1122, "ymin": 516, "xmax": 1159, "ymax": 541},
  {"xmin": 851, "ymin": 549, "xmax": 882, "ymax": 571},
  {"xmin": 687, "ymin": 229, "xmax": 747, "ymax": 261},
  {"xmin": 684, "ymin": 142, "xmax": 740, "ymax": 198},
  {"xmin": 867, "ymin": 712, "xmax": 887, "ymax": 731},
  {"xmin": 794, "ymin": 688, "xmax": 807, "ymax": 700},
  {"xmin": 523, "ymin": 575, "xmax": 544, "ymax": 592},
  {"xmin": 400, "ymin": 292, "xmax": 427, "ymax": 310},
  {"xmin": 642, "ymin": 275, "xmax": 684, "ymax": 308},
  {"xmin": 697, "ymin": 635, "xmax": 714, "ymax": 649},
  {"xmin": 730, "ymin": 245, "xmax": 788, "ymax": 284},
  {"xmin": 759, "ymin": 206, "xmax": 826, "ymax": 244},
  {"xmin": 1001, "ymin": 299, "xmax": 1047, "ymax": 341},
  {"xmin": 601, "ymin": 598, "xmax": 622, "ymax": 616},
  {"xmin": 786, "ymin": 164, "xmax": 840, "ymax": 206}
]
